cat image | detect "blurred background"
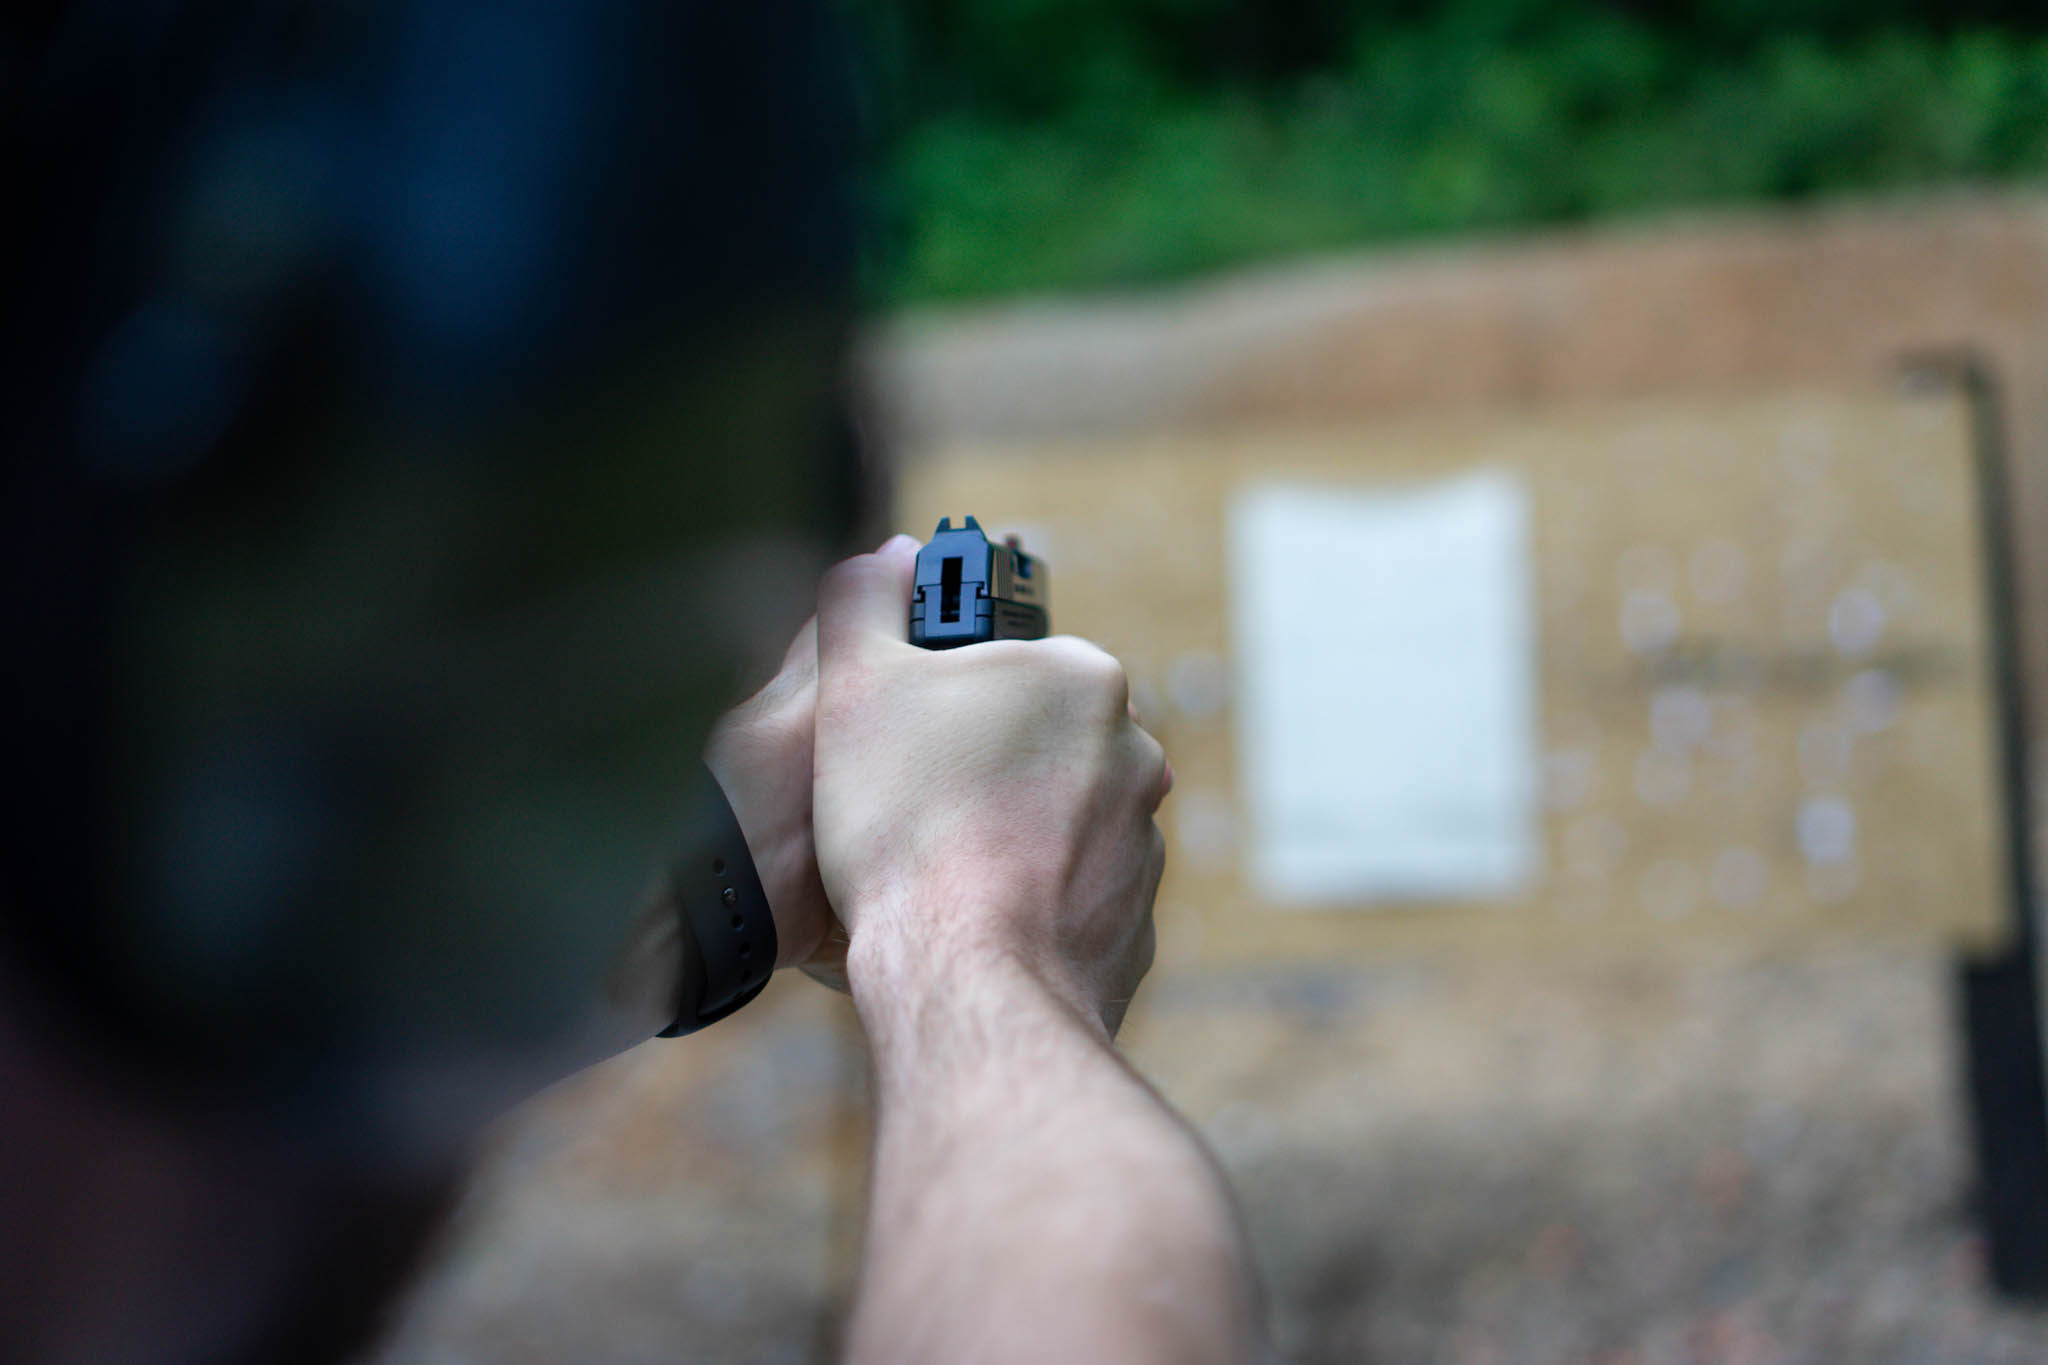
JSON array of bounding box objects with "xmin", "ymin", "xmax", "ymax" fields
[
  {"xmin": 846, "ymin": 0, "xmax": 2048, "ymax": 304},
  {"xmin": 251, "ymin": 1, "xmax": 2046, "ymax": 1361}
]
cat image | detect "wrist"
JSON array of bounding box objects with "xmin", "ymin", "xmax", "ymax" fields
[
  {"xmin": 702, "ymin": 728, "xmax": 827, "ymax": 972},
  {"xmin": 846, "ymin": 904, "xmax": 1110, "ymax": 1084},
  {"xmin": 750, "ymin": 822, "xmax": 829, "ymax": 972}
]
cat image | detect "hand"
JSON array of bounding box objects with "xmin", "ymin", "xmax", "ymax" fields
[
  {"xmin": 703, "ymin": 618, "xmax": 847, "ymax": 981},
  {"xmin": 811, "ymin": 535, "xmax": 1171, "ymax": 1035}
]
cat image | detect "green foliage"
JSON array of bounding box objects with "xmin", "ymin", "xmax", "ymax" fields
[{"xmin": 849, "ymin": 5, "xmax": 2048, "ymax": 303}]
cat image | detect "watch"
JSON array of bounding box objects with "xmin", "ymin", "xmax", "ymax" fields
[{"xmin": 658, "ymin": 763, "xmax": 778, "ymax": 1036}]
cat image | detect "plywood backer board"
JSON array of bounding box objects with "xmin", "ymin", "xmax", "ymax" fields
[{"xmin": 896, "ymin": 385, "xmax": 2011, "ymax": 960}]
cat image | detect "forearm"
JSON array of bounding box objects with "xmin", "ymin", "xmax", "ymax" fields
[{"xmin": 846, "ymin": 924, "xmax": 1264, "ymax": 1365}]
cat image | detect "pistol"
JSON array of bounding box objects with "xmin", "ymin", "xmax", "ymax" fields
[{"xmin": 910, "ymin": 516, "xmax": 1049, "ymax": 648}]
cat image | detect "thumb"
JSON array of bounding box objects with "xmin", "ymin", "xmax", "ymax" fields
[{"xmin": 817, "ymin": 534, "xmax": 920, "ymax": 665}]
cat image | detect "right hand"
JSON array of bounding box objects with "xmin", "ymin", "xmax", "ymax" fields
[{"xmin": 811, "ymin": 535, "xmax": 1171, "ymax": 1035}]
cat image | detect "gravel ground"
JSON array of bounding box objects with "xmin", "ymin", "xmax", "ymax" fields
[
  {"xmin": 1131, "ymin": 951, "xmax": 2048, "ymax": 1364},
  {"xmin": 374, "ymin": 946, "xmax": 2048, "ymax": 1364}
]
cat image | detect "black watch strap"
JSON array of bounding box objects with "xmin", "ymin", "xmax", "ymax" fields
[{"xmin": 658, "ymin": 763, "xmax": 777, "ymax": 1037}]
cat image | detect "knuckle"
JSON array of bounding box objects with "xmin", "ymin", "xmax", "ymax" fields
[
  {"xmin": 815, "ymin": 548, "xmax": 888, "ymax": 593},
  {"xmin": 819, "ymin": 554, "xmax": 861, "ymax": 589},
  {"xmin": 818, "ymin": 552, "xmax": 874, "ymax": 600},
  {"xmin": 814, "ymin": 571, "xmax": 855, "ymax": 624},
  {"xmin": 1043, "ymin": 633, "xmax": 1112, "ymax": 671},
  {"xmin": 1049, "ymin": 637, "xmax": 1127, "ymax": 708},
  {"xmin": 1136, "ymin": 724, "xmax": 1166, "ymax": 765},
  {"xmin": 1130, "ymin": 727, "xmax": 1168, "ymax": 792}
]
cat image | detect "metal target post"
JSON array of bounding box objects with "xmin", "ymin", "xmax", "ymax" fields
[{"xmin": 1915, "ymin": 351, "xmax": 2048, "ymax": 1299}]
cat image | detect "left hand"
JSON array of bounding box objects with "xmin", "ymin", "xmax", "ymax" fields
[{"xmin": 703, "ymin": 617, "xmax": 849, "ymax": 987}]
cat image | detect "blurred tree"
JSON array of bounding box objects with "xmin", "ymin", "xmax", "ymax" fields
[{"xmin": 843, "ymin": 0, "xmax": 2048, "ymax": 302}]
